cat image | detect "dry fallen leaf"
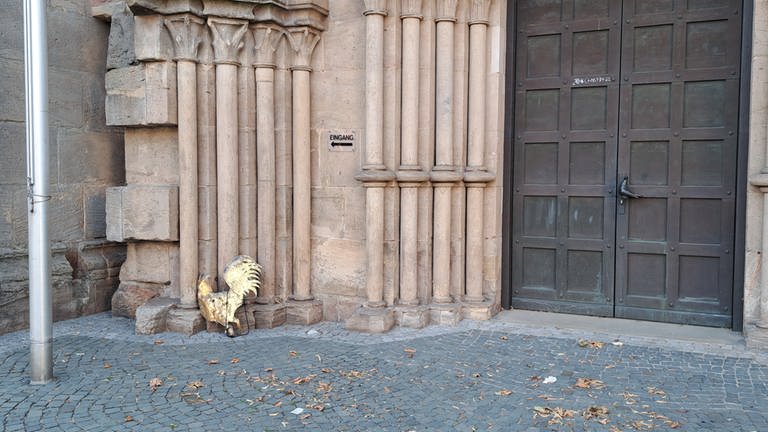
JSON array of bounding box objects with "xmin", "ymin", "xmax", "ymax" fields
[
  {"xmin": 149, "ymin": 377, "xmax": 163, "ymax": 391},
  {"xmin": 577, "ymin": 339, "xmax": 605, "ymax": 349},
  {"xmin": 292, "ymin": 374, "xmax": 317, "ymax": 385},
  {"xmin": 187, "ymin": 380, "xmax": 204, "ymax": 389},
  {"xmin": 289, "ymin": 351, "xmax": 299, "ymax": 357},
  {"xmin": 646, "ymin": 387, "xmax": 667, "ymax": 397},
  {"xmin": 208, "ymin": 359, "xmax": 220, "ymax": 365},
  {"xmin": 574, "ymin": 377, "xmax": 606, "ymax": 390},
  {"xmin": 231, "ymin": 358, "xmax": 240, "ymax": 364},
  {"xmin": 500, "ymin": 335, "xmax": 509, "ymax": 341},
  {"xmin": 316, "ymin": 382, "xmax": 333, "ymax": 393},
  {"xmin": 103, "ymin": 362, "xmax": 112, "ymax": 369},
  {"xmin": 495, "ymin": 389, "xmax": 513, "ymax": 396},
  {"xmin": 154, "ymin": 340, "xmax": 164, "ymax": 345},
  {"xmin": 583, "ymin": 405, "xmax": 610, "ymax": 422},
  {"xmin": 124, "ymin": 415, "xmax": 134, "ymax": 422},
  {"xmin": 404, "ymin": 348, "xmax": 416, "ymax": 358}
]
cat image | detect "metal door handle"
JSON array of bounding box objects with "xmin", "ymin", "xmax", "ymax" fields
[{"xmin": 619, "ymin": 177, "xmax": 641, "ymax": 204}]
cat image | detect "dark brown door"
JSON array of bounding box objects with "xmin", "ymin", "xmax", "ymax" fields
[{"xmin": 511, "ymin": 0, "xmax": 741, "ymax": 326}]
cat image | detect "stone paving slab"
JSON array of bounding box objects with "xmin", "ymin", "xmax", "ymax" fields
[{"xmin": 1, "ymin": 313, "xmax": 768, "ymax": 431}]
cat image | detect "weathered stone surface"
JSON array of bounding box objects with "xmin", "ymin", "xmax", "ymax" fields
[
  {"xmin": 124, "ymin": 127, "xmax": 179, "ymax": 185},
  {"xmin": 111, "ymin": 281, "xmax": 162, "ymax": 318},
  {"xmin": 429, "ymin": 303, "xmax": 462, "ymax": 326},
  {"xmin": 462, "ymin": 301, "xmax": 501, "ymax": 321},
  {"xmin": 345, "ymin": 307, "xmax": 395, "ymax": 333},
  {"xmin": 134, "ymin": 15, "xmax": 173, "ymax": 62},
  {"xmin": 105, "ymin": 62, "xmax": 177, "ymax": 126},
  {"xmin": 120, "ymin": 242, "xmax": 178, "ymax": 285},
  {"xmin": 106, "ymin": 3, "xmax": 136, "ymax": 69},
  {"xmin": 166, "ymin": 308, "xmax": 206, "ymax": 335},
  {"xmin": 127, "ymin": 185, "xmax": 178, "ymax": 241},
  {"xmin": 135, "ymin": 297, "xmax": 176, "ymax": 334},
  {"xmin": 252, "ymin": 303, "xmax": 288, "ymax": 329},
  {"xmin": 286, "ymin": 300, "xmax": 323, "ymax": 325},
  {"xmin": 394, "ymin": 306, "xmax": 430, "ymax": 329}
]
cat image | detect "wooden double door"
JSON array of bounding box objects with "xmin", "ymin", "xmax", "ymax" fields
[{"xmin": 510, "ymin": 0, "xmax": 742, "ymax": 326}]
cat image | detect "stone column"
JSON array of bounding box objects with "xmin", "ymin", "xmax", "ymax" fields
[
  {"xmin": 251, "ymin": 24, "xmax": 287, "ymax": 328},
  {"xmin": 160, "ymin": 14, "xmax": 206, "ymax": 334},
  {"xmin": 396, "ymin": 0, "xmax": 430, "ymax": 328},
  {"xmin": 238, "ymin": 44, "xmax": 257, "ymax": 260},
  {"xmin": 208, "ymin": 17, "xmax": 248, "ymax": 290},
  {"xmin": 286, "ymin": 27, "xmax": 323, "ymax": 324},
  {"xmin": 430, "ymin": 0, "xmax": 462, "ymax": 325},
  {"xmin": 463, "ymin": 0, "xmax": 495, "ymax": 319},
  {"xmin": 347, "ymin": 0, "xmax": 396, "ymax": 334}
]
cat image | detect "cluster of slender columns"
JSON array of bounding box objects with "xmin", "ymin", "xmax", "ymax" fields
[
  {"xmin": 158, "ymin": 13, "xmax": 323, "ymax": 323},
  {"xmin": 353, "ymin": 0, "xmax": 495, "ymax": 330}
]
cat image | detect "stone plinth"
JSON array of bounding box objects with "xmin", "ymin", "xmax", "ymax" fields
[
  {"xmin": 345, "ymin": 307, "xmax": 395, "ymax": 333},
  {"xmin": 135, "ymin": 297, "xmax": 177, "ymax": 334},
  {"xmin": 253, "ymin": 303, "xmax": 288, "ymax": 329},
  {"xmin": 462, "ymin": 301, "xmax": 500, "ymax": 321},
  {"xmin": 395, "ymin": 305, "xmax": 430, "ymax": 329},
  {"xmin": 745, "ymin": 325, "xmax": 768, "ymax": 350},
  {"xmin": 111, "ymin": 281, "xmax": 162, "ymax": 318},
  {"xmin": 166, "ymin": 308, "xmax": 206, "ymax": 335},
  {"xmin": 287, "ymin": 300, "xmax": 323, "ymax": 325},
  {"xmin": 429, "ymin": 303, "xmax": 462, "ymax": 326}
]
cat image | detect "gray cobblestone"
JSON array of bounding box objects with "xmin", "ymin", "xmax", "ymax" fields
[{"xmin": 1, "ymin": 312, "xmax": 768, "ymax": 430}]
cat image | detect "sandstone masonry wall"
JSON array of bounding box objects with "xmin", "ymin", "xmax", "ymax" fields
[{"xmin": 0, "ymin": 0, "xmax": 125, "ymax": 334}]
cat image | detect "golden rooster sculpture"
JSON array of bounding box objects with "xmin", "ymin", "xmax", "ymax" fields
[{"xmin": 197, "ymin": 255, "xmax": 263, "ymax": 337}]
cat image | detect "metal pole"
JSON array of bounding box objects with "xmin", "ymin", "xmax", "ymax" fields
[{"xmin": 24, "ymin": 0, "xmax": 52, "ymax": 384}]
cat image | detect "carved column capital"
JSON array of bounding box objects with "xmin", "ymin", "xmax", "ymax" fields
[
  {"xmin": 364, "ymin": 0, "xmax": 388, "ymax": 16},
  {"xmin": 164, "ymin": 14, "xmax": 206, "ymax": 62},
  {"xmin": 400, "ymin": 0, "xmax": 423, "ymax": 19},
  {"xmin": 435, "ymin": 0, "xmax": 458, "ymax": 22},
  {"xmin": 251, "ymin": 24, "xmax": 283, "ymax": 69},
  {"xmin": 468, "ymin": 0, "xmax": 491, "ymax": 25},
  {"xmin": 287, "ymin": 27, "xmax": 321, "ymax": 71},
  {"xmin": 207, "ymin": 17, "xmax": 248, "ymax": 65}
]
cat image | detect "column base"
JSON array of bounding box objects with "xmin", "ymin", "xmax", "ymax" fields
[
  {"xmin": 166, "ymin": 308, "xmax": 206, "ymax": 335},
  {"xmin": 252, "ymin": 303, "xmax": 288, "ymax": 329},
  {"xmin": 462, "ymin": 300, "xmax": 500, "ymax": 321},
  {"xmin": 745, "ymin": 324, "xmax": 768, "ymax": 350},
  {"xmin": 395, "ymin": 305, "xmax": 430, "ymax": 328},
  {"xmin": 429, "ymin": 303, "xmax": 462, "ymax": 326},
  {"xmin": 286, "ymin": 300, "xmax": 323, "ymax": 325},
  {"xmin": 345, "ymin": 306, "xmax": 395, "ymax": 333}
]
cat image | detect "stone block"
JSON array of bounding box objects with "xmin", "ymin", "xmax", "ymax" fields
[
  {"xmin": 111, "ymin": 281, "xmax": 162, "ymax": 318},
  {"xmin": 395, "ymin": 306, "xmax": 430, "ymax": 329},
  {"xmin": 286, "ymin": 300, "xmax": 323, "ymax": 325},
  {"xmin": 49, "ymin": 185, "xmax": 85, "ymax": 242},
  {"xmin": 166, "ymin": 308, "xmax": 206, "ymax": 335},
  {"xmin": 429, "ymin": 304, "xmax": 462, "ymax": 326},
  {"xmin": 135, "ymin": 297, "xmax": 176, "ymax": 334},
  {"xmin": 134, "ymin": 15, "xmax": 173, "ymax": 62},
  {"xmin": 107, "ymin": 185, "xmax": 179, "ymax": 241},
  {"xmin": 745, "ymin": 324, "xmax": 768, "ymax": 350},
  {"xmin": 105, "ymin": 62, "xmax": 177, "ymax": 126},
  {"xmin": 252, "ymin": 303, "xmax": 287, "ymax": 329},
  {"xmin": 124, "ymin": 185, "xmax": 178, "ymax": 241},
  {"xmin": 345, "ymin": 307, "xmax": 395, "ymax": 333},
  {"xmin": 124, "ymin": 127, "xmax": 179, "ymax": 184},
  {"xmin": 311, "ymin": 238, "xmax": 365, "ymax": 297},
  {"xmin": 119, "ymin": 242, "xmax": 177, "ymax": 284},
  {"xmin": 462, "ymin": 301, "xmax": 501, "ymax": 321}
]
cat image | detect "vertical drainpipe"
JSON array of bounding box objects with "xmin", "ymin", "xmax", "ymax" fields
[{"xmin": 24, "ymin": 0, "xmax": 53, "ymax": 384}]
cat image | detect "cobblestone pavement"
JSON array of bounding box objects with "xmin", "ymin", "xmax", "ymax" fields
[{"xmin": 2, "ymin": 313, "xmax": 768, "ymax": 431}]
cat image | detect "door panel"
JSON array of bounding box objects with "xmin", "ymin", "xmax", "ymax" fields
[
  {"xmin": 615, "ymin": 0, "xmax": 739, "ymax": 326},
  {"xmin": 512, "ymin": 0, "xmax": 620, "ymax": 316},
  {"xmin": 512, "ymin": 0, "xmax": 741, "ymax": 327}
]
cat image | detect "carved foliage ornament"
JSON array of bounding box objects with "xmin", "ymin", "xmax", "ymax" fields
[
  {"xmin": 435, "ymin": 0, "xmax": 458, "ymax": 22},
  {"xmin": 287, "ymin": 27, "xmax": 321, "ymax": 71},
  {"xmin": 468, "ymin": 0, "xmax": 492, "ymax": 25},
  {"xmin": 207, "ymin": 17, "xmax": 249, "ymax": 65},
  {"xmin": 164, "ymin": 14, "xmax": 206, "ymax": 61},
  {"xmin": 252, "ymin": 24, "xmax": 284, "ymax": 68}
]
